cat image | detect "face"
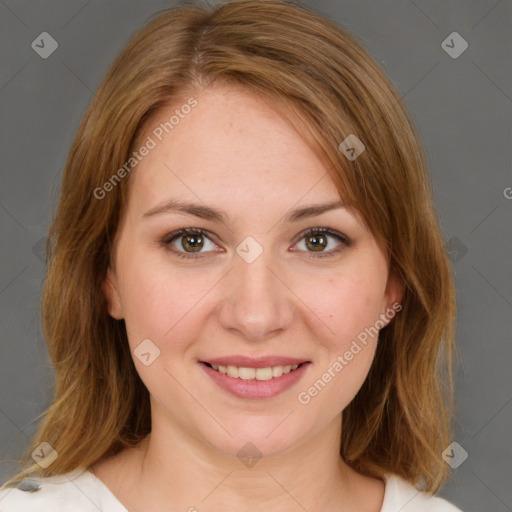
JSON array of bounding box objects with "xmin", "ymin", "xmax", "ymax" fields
[{"xmin": 104, "ymin": 83, "xmax": 402, "ymax": 459}]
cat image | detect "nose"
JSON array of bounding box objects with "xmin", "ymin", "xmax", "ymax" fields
[{"xmin": 217, "ymin": 247, "xmax": 295, "ymax": 343}]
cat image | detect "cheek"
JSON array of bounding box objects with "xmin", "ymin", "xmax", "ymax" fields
[
  {"xmin": 116, "ymin": 247, "xmax": 214, "ymax": 352},
  {"xmin": 298, "ymin": 263, "xmax": 387, "ymax": 349},
  {"xmin": 295, "ymin": 274, "xmax": 385, "ymax": 417}
]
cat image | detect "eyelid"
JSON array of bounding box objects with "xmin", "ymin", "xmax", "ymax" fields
[{"xmin": 292, "ymin": 226, "xmax": 351, "ymax": 246}]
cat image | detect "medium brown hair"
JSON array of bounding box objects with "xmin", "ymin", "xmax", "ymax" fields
[{"xmin": 2, "ymin": 0, "xmax": 456, "ymax": 493}]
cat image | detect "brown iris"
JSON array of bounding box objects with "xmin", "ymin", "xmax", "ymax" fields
[
  {"xmin": 181, "ymin": 233, "xmax": 204, "ymax": 252},
  {"xmin": 305, "ymin": 233, "xmax": 327, "ymax": 252}
]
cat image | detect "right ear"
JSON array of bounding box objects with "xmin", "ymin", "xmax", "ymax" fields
[{"xmin": 103, "ymin": 267, "xmax": 124, "ymax": 320}]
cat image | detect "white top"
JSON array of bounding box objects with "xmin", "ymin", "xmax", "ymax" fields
[{"xmin": 0, "ymin": 468, "xmax": 464, "ymax": 511}]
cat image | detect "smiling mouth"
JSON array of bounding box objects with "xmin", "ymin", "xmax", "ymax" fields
[{"xmin": 202, "ymin": 362, "xmax": 308, "ymax": 381}]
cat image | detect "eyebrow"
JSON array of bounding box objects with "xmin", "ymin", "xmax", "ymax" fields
[{"xmin": 142, "ymin": 198, "xmax": 345, "ymax": 223}]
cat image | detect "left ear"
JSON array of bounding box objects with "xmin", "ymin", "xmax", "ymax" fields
[{"xmin": 381, "ymin": 265, "xmax": 405, "ymax": 327}]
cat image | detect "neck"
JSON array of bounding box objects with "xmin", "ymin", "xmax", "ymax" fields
[{"xmin": 120, "ymin": 406, "xmax": 382, "ymax": 512}]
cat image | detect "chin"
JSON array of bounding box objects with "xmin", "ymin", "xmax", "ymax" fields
[{"xmin": 198, "ymin": 415, "xmax": 309, "ymax": 463}]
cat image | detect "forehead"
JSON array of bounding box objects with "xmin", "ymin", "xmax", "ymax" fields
[{"xmin": 127, "ymin": 84, "xmax": 343, "ymax": 215}]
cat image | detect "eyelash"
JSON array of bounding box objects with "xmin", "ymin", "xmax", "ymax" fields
[{"xmin": 161, "ymin": 227, "xmax": 352, "ymax": 261}]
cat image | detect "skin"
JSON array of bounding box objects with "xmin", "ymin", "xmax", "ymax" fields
[{"xmin": 92, "ymin": 83, "xmax": 403, "ymax": 512}]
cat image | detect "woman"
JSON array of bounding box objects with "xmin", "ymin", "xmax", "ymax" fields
[{"xmin": 0, "ymin": 1, "xmax": 463, "ymax": 510}]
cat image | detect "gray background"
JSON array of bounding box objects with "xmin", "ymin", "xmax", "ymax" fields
[{"xmin": 1, "ymin": 0, "xmax": 511, "ymax": 510}]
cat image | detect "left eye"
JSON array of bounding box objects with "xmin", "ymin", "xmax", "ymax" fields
[{"xmin": 293, "ymin": 228, "xmax": 347, "ymax": 255}]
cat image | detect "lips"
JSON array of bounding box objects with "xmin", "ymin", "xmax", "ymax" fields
[{"xmin": 198, "ymin": 356, "xmax": 311, "ymax": 399}]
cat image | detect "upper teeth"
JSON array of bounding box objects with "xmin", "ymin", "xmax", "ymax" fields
[{"xmin": 211, "ymin": 364, "xmax": 300, "ymax": 380}]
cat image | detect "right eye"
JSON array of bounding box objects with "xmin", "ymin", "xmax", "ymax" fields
[{"xmin": 161, "ymin": 227, "xmax": 222, "ymax": 260}]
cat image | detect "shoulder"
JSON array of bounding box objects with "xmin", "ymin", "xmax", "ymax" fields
[
  {"xmin": 0, "ymin": 469, "xmax": 112, "ymax": 512},
  {"xmin": 381, "ymin": 474, "xmax": 464, "ymax": 512}
]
